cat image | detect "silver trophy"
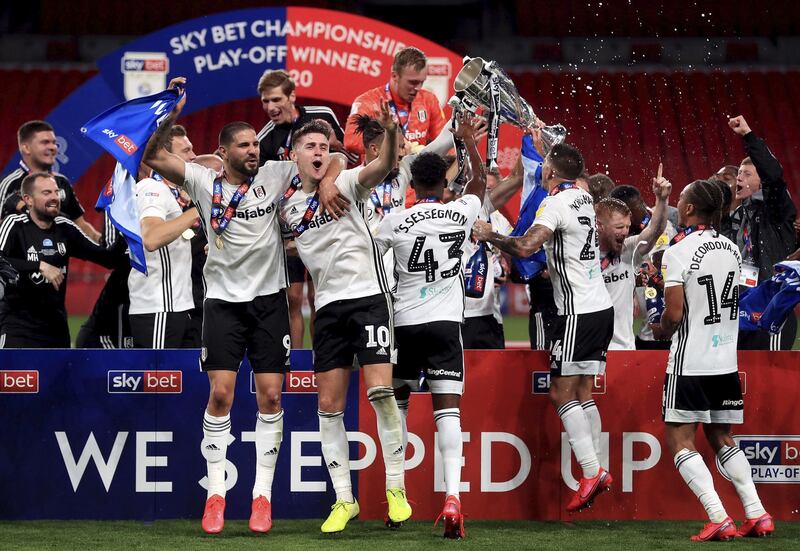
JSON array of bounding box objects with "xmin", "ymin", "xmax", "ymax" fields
[{"xmin": 454, "ymin": 56, "xmax": 567, "ymax": 164}]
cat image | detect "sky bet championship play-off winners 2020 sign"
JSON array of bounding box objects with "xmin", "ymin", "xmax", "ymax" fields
[{"xmin": 2, "ymin": 7, "xmax": 526, "ymax": 181}]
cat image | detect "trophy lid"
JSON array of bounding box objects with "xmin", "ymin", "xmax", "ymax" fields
[{"xmin": 454, "ymin": 57, "xmax": 486, "ymax": 93}]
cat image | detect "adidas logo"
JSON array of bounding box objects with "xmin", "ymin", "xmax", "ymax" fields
[
  {"xmin": 263, "ymin": 447, "xmax": 279, "ymax": 456},
  {"xmin": 290, "ymin": 206, "xmax": 298, "ymax": 214},
  {"xmin": 327, "ymin": 461, "xmax": 341, "ymax": 469},
  {"xmin": 376, "ymin": 346, "xmax": 387, "ymax": 356},
  {"xmin": 205, "ymin": 444, "xmax": 220, "ymax": 451},
  {"xmin": 27, "ymin": 246, "xmax": 36, "ymax": 253},
  {"xmin": 392, "ymin": 446, "xmax": 404, "ymax": 455}
]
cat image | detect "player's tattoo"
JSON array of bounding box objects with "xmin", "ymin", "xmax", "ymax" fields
[{"xmin": 486, "ymin": 225, "xmax": 552, "ymax": 258}]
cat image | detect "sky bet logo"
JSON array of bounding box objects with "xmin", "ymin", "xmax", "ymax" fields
[
  {"xmin": 101, "ymin": 128, "xmax": 139, "ymax": 156},
  {"xmin": 249, "ymin": 371, "xmax": 318, "ymax": 394},
  {"xmin": 0, "ymin": 370, "xmax": 39, "ymax": 393},
  {"xmin": 532, "ymin": 372, "xmax": 606, "ymax": 395},
  {"xmin": 717, "ymin": 436, "xmax": 800, "ymax": 484},
  {"xmin": 108, "ymin": 370, "xmax": 182, "ymax": 394}
]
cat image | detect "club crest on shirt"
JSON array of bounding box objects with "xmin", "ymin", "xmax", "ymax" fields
[
  {"xmin": 57, "ymin": 242, "xmax": 66, "ymax": 255},
  {"xmin": 254, "ymin": 185, "xmax": 266, "ymax": 199},
  {"xmin": 417, "ymin": 109, "xmax": 427, "ymax": 122}
]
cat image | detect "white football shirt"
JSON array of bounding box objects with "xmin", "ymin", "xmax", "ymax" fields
[
  {"xmin": 662, "ymin": 229, "xmax": 742, "ymax": 375},
  {"xmin": 602, "ymin": 235, "xmax": 641, "ymax": 350},
  {"xmin": 534, "ymin": 188, "xmax": 612, "ymax": 315},
  {"xmin": 281, "ymin": 167, "xmax": 389, "ymax": 310},
  {"xmin": 183, "ymin": 161, "xmax": 296, "ymax": 302},
  {"xmin": 376, "ymin": 194, "xmax": 481, "ymax": 326},
  {"xmin": 465, "ymin": 199, "xmax": 512, "ymax": 321},
  {"xmin": 128, "ymin": 178, "xmax": 194, "ymax": 315}
]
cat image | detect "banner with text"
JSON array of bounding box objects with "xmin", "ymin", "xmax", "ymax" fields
[{"xmin": 2, "ymin": 350, "xmax": 796, "ymax": 521}]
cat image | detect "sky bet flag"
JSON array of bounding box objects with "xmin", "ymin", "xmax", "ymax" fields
[
  {"xmin": 83, "ymin": 87, "xmax": 184, "ymax": 273},
  {"xmin": 510, "ymin": 135, "xmax": 547, "ymax": 281},
  {"xmin": 95, "ymin": 163, "xmax": 147, "ymax": 273}
]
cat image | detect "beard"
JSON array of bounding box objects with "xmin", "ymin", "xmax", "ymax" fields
[
  {"xmin": 229, "ymin": 156, "xmax": 259, "ymax": 177},
  {"xmin": 33, "ymin": 203, "xmax": 59, "ymax": 221}
]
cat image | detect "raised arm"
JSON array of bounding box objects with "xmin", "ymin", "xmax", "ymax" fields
[
  {"xmin": 473, "ymin": 219, "xmax": 553, "ymax": 258},
  {"xmin": 637, "ymin": 162, "xmax": 671, "ymax": 256},
  {"xmin": 488, "ymin": 154, "xmax": 523, "ymax": 210},
  {"xmin": 143, "ymin": 80, "xmax": 188, "ymax": 185},
  {"xmin": 455, "ymin": 113, "xmax": 487, "ymax": 200},
  {"xmin": 357, "ymin": 101, "xmax": 398, "ymax": 189}
]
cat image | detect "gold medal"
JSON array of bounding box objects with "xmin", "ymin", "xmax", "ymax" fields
[
  {"xmin": 645, "ymin": 287, "xmax": 657, "ymax": 299},
  {"xmin": 181, "ymin": 228, "xmax": 195, "ymax": 240},
  {"xmin": 215, "ymin": 236, "xmax": 224, "ymax": 250}
]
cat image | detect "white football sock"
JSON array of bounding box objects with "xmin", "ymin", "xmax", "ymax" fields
[
  {"xmin": 557, "ymin": 400, "xmax": 600, "ymax": 478},
  {"xmin": 718, "ymin": 445, "xmax": 766, "ymax": 519},
  {"xmin": 253, "ymin": 409, "xmax": 283, "ymax": 501},
  {"xmin": 675, "ymin": 448, "xmax": 727, "ymax": 523},
  {"xmin": 396, "ymin": 397, "xmax": 409, "ymax": 452},
  {"xmin": 318, "ymin": 410, "xmax": 353, "ymax": 502},
  {"xmin": 581, "ymin": 400, "xmax": 602, "ymax": 455},
  {"xmin": 368, "ymin": 386, "xmax": 405, "ymax": 490},
  {"xmin": 434, "ymin": 408, "xmax": 462, "ymax": 498},
  {"xmin": 201, "ymin": 410, "xmax": 230, "ymax": 498}
]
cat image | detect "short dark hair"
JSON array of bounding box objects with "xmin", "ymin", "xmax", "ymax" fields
[
  {"xmin": 410, "ymin": 152, "xmax": 447, "ymax": 189},
  {"xmin": 595, "ymin": 197, "xmax": 631, "ymax": 220},
  {"xmin": 219, "ymin": 122, "xmax": 255, "ymax": 147},
  {"xmin": 291, "ymin": 119, "xmax": 333, "ymax": 149},
  {"xmin": 257, "ymin": 69, "xmax": 295, "ymax": 96},
  {"xmin": 350, "ymin": 114, "xmax": 385, "ymax": 148},
  {"xmin": 684, "ymin": 179, "xmax": 725, "ymax": 227},
  {"xmin": 546, "ymin": 143, "xmax": 584, "ymax": 181},
  {"xmin": 18, "ymin": 120, "xmax": 54, "ymax": 145},
  {"xmin": 21, "ymin": 172, "xmax": 53, "ymax": 196},
  {"xmin": 165, "ymin": 124, "xmax": 187, "ymax": 153},
  {"xmin": 588, "ymin": 173, "xmax": 615, "ymax": 203},
  {"xmin": 392, "ymin": 47, "xmax": 427, "ymax": 74},
  {"xmin": 609, "ymin": 184, "xmax": 642, "ymax": 205}
]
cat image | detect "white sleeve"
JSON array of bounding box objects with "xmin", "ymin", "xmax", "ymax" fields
[
  {"xmin": 374, "ymin": 215, "xmax": 394, "ymax": 256},
  {"xmin": 420, "ymin": 122, "xmax": 454, "ymax": 157},
  {"xmin": 136, "ymin": 180, "xmax": 171, "ymax": 221},
  {"xmin": 261, "ymin": 161, "xmax": 298, "ymax": 202},
  {"xmin": 662, "ymin": 247, "xmax": 686, "ymax": 288},
  {"xmin": 452, "ymin": 194, "xmax": 482, "ymax": 227},
  {"xmin": 183, "ymin": 162, "xmax": 215, "ymax": 200},
  {"xmin": 490, "ymin": 210, "xmax": 514, "ymax": 236},
  {"xmin": 338, "ymin": 167, "xmax": 369, "ymax": 201},
  {"xmin": 532, "ymin": 196, "xmax": 565, "ymax": 232}
]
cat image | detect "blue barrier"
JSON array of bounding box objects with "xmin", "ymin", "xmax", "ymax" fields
[{"xmin": 0, "ymin": 349, "xmax": 359, "ymax": 520}]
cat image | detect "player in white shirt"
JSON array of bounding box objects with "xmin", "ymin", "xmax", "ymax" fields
[
  {"xmin": 376, "ymin": 114, "xmax": 484, "ymax": 539},
  {"xmin": 143, "ymin": 84, "xmax": 346, "ymax": 535},
  {"xmin": 462, "ymin": 170, "xmax": 514, "ymax": 349},
  {"xmin": 473, "ymin": 143, "xmax": 614, "ymax": 514},
  {"xmin": 596, "ymin": 164, "xmax": 672, "ymax": 351},
  {"xmin": 281, "ymin": 105, "xmax": 411, "ymax": 533},
  {"xmin": 653, "ymin": 179, "xmax": 773, "ymax": 541},
  {"xmin": 129, "ymin": 125, "xmax": 200, "ymax": 348}
]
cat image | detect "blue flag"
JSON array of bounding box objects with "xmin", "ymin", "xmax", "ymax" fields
[
  {"xmin": 83, "ymin": 87, "xmax": 183, "ymax": 274},
  {"xmin": 510, "ymin": 135, "xmax": 547, "ymax": 281},
  {"xmin": 81, "ymin": 88, "xmax": 182, "ymax": 175},
  {"xmin": 95, "ymin": 162, "xmax": 147, "ymax": 274},
  {"xmin": 739, "ymin": 261, "xmax": 800, "ymax": 334}
]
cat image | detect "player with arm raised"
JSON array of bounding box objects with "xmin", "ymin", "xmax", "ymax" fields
[
  {"xmin": 375, "ymin": 113, "xmax": 485, "ymax": 539},
  {"xmin": 473, "ymin": 143, "xmax": 614, "ymax": 513},
  {"xmin": 281, "ymin": 102, "xmax": 410, "ymax": 534},
  {"xmin": 143, "ymin": 81, "xmax": 346, "ymax": 535},
  {"xmin": 653, "ymin": 179, "xmax": 773, "ymax": 541}
]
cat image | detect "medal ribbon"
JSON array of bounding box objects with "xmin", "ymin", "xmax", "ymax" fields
[
  {"xmin": 669, "ymin": 224, "xmax": 710, "ymax": 246},
  {"xmin": 639, "ymin": 213, "xmax": 651, "ymax": 231},
  {"xmin": 210, "ymin": 173, "xmax": 252, "ymax": 237},
  {"xmin": 384, "ymin": 83, "xmax": 410, "ymax": 134},
  {"xmin": 281, "ymin": 174, "xmax": 303, "ymax": 202},
  {"xmin": 600, "ymin": 251, "xmax": 618, "ymax": 272},
  {"xmin": 549, "ymin": 182, "xmax": 579, "ymax": 196},
  {"xmin": 292, "ymin": 192, "xmax": 320, "ymax": 237},
  {"xmin": 369, "ymin": 180, "xmax": 394, "ymax": 218}
]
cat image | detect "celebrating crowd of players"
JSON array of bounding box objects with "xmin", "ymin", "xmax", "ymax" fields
[{"xmin": 0, "ymin": 44, "xmax": 798, "ymax": 541}]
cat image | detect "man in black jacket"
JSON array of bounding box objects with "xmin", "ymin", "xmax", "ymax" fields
[
  {"xmin": 728, "ymin": 115, "xmax": 798, "ymax": 350},
  {"xmin": 0, "ymin": 172, "xmax": 124, "ymax": 348}
]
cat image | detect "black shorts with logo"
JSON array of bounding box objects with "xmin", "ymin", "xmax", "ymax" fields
[
  {"xmin": 201, "ymin": 291, "xmax": 290, "ymax": 374},
  {"xmin": 662, "ymin": 371, "xmax": 744, "ymax": 424},
  {"xmin": 395, "ymin": 321, "xmax": 464, "ymax": 395},
  {"xmin": 548, "ymin": 306, "xmax": 614, "ymax": 377},
  {"xmin": 313, "ymin": 293, "xmax": 394, "ymax": 372}
]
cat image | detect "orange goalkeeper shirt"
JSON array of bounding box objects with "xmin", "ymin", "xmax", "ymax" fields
[{"xmin": 344, "ymin": 83, "xmax": 446, "ymax": 161}]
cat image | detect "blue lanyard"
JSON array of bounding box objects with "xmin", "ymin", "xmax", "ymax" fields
[{"xmin": 384, "ymin": 83, "xmax": 410, "ymax": 134}]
